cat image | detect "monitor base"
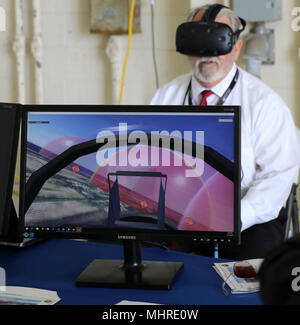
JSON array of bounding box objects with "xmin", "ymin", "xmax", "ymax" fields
[
  {"xmin": 76, "ymin": 240, "xmax": 183, "ymax": 290},
  {"xmin": 76, "ymin": 258, "xmax": 184, "ymax": 290}
]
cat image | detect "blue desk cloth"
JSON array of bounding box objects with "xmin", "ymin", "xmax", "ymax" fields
[{"xmin": 0, "ymin": 239, "xmax": 262, "ymax": 305}]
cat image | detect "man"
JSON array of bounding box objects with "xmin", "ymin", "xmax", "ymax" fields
[{"xmin": 150, "ymin": 4, "xmax": 300, "ymax": 260}]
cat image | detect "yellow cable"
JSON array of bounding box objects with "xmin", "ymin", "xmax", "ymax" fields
[{"xmin": 118, "ymin": 0, "xmax": 136, "ymax": 105}]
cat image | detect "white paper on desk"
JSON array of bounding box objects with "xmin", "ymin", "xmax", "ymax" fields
[
  {"xmin": 116, "ymin": 300, "xmax": 161, "ymax": 305},
  {"xmin": 0, "ymin": 286, "xmax": 61, "ymax": 305},
  {"xmin": 213, "ymin": 259, "xmax": 263, "ymax": 294}
]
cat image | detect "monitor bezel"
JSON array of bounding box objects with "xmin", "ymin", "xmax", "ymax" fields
[
  {"xmin": 0, "ymin": 103, "xmax": 23, "ymax": 240},
  {"xmin": 21, "ymin": 105, "xmax": 241, "ymax": 245}
]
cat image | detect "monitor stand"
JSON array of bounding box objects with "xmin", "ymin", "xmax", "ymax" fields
[{"xmin": 76, "ymin": 240, "xmax": 184, "ymax": 290}]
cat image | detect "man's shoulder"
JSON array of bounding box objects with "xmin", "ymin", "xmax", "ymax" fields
[
  {"xmin": 238, "ymin": 67, "xmax": 292, "ymax": 120},
  {"xmin": 238, "ymin": 67, "xmax": 280, "ymax": 99}
]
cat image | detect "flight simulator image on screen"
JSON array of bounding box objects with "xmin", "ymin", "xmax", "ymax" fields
[{"xmin": 25, "ymin": 111, "xmax": 235, "ymax": 233}]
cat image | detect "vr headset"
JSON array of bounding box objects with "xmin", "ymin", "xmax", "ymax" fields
[{"xmin": 176, "ymin": 4, "xmax": 246, "ymax": 57}]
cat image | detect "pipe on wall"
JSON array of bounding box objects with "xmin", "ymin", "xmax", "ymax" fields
[
  {"xmin": 106, "ymin": 35, "xmax": 125, "ymax": 105},
  {"xmin": 31, "ymin": 0, "xmax": 43, "ymax": 104},
  {"xmin": 13, "ymin": 0, "xmax": 25, "ymax": 104}
]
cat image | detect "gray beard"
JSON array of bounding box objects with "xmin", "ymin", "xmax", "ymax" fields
[{"xmin": 190, "ymin": 57, "xmax": 226, "ymax": 83}]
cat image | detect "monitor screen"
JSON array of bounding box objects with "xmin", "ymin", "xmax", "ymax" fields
[{"xmin": 22, "ymin": 105, "xmax": 240, "ymax": 245}]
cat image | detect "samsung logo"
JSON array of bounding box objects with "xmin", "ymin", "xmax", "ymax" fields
[{"xmin": 117, "ymin": 235, "xmax": 136, "ymax": 240}]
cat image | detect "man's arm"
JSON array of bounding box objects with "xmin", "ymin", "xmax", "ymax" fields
[{"xmin": 241, "ymin": 97, "xmax": 300, "ymax": 231}]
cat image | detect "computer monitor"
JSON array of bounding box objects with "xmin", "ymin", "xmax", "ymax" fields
[
  {"xmin": 0, "ymin": 103, "xmax": 23, "ymax": 244},
  {"xmin": 22, "ymin": 105, "xmax": 241, "ymax": 289}
]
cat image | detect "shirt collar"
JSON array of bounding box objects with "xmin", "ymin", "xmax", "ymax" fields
[{"xmin": 191, "ymin": 63, "xmax": 237, "ymax": 103}]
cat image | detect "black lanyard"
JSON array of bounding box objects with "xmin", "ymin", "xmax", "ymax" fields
[{"xmin": 183, "ymin": 68, "xmax": 240, "ymax": 106}]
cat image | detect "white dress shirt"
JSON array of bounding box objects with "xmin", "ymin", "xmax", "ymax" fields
[{"xmin": 150, "ymin": 63, "xmax": 300, "ymax": 231}]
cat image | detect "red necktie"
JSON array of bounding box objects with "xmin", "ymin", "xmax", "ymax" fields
[{"xmin": 199, "ymin": 90, "xmax": 213, "ymax": 106}]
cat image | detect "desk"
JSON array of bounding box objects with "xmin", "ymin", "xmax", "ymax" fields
[{"xmin": 0, "ymin": 239, "xmax": 262, "ymax": 305}]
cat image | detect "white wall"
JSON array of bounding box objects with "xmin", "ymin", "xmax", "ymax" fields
[
  {"xmin": 0, "ymin": 0, "xmax": 17, "ymax": 102},
  {"xmin": 124, "ymin": 0, "xmax": 191, "ymax": 104},
  {"xmin": 261, "ymin": 0, "xmax": 300, "ymax": 125},
  {"xmin": 0, "ymin": 0, "xmax": 191, "ymax": 105}
]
